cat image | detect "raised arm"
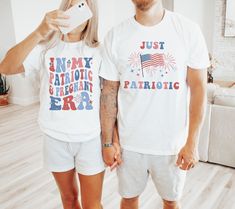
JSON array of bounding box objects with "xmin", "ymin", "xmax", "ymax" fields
[
  {"xmin": 0, "ymin": 10, "xmax": 69, "ymax": 75},
  {"xmin": 176, "ymin": 67, "xmax": 207, "ymax": 170},
  {"xmin": 0, "ymin": 32, "xmax": 42, "ymax": 75},
  {"xmin": 100, "ymin": 79, "xmax": 120, "ymax": 166}
]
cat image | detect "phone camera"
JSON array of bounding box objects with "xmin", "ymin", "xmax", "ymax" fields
[
  {"xmin": 78, "ymin": 5, "xmax": 81, "ymax": 8},
  {"xmin": 81, "ymin": 3, "xmax": 84, "ymax": 6}
]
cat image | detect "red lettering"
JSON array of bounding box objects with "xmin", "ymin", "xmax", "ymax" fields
[
  {"xmin": 124, "ymin": 81, "xmax": 130, "ymax": 88},
  {"xmin": 62, "ymin": 95, "xmax": 76, "ymax": 110}
]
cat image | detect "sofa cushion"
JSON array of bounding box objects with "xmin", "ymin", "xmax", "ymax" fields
[
  {"xmin": 209, "ymin": 105, "xmax": 235, "ymax": 168},
  {"xmin": 214, "ymin": 87, "xmax": 235, "ymax": 107},
  {"xmin": 198, "ymin": 104, "xmax": 211, "ymax": 162}
]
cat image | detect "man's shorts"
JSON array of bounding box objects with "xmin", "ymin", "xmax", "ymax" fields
[
  {"xmin": 117, "ymin": 149, "xmax": 187, "ymax": 201},
  {"xmin": 43, "ymin": 134, "xmax": 105, "ymax": 175}
]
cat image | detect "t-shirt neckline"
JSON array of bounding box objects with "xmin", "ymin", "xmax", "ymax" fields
[
  {"xmin": 131, "ymin": 9, "xmax": 169, "ymax": 30},
  {"xmin": 59, "ymin": 39, "xmax": 84, "ymax": 48}
]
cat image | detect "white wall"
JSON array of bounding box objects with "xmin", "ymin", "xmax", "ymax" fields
[
  {"xmin": 0, "ymin": 0, "xmax": 16, "ymax": 60},
  {"xmin": 98, "ymin": 0, "xmax": 116, "ymax": 40},
  {"xmin": 174, "ymin": 0, "xmax": 215, "ymax": 53},
  {"xmin": 174, "ymin": 0, "xmax": 235, "ymax": 81},
  {"xmin": 98, "ymin": 0, "xmax": 134, "ymax": 40},
  {"xmin": 212, "ymin": 0, "xmax": 235, "ymax": 81},
  {"xmin": 11, "ymin": 0, "xmax": 61, "ymax": 43}
]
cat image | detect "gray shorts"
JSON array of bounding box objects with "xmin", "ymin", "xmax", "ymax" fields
[{"xmin": 117, "ymin": 149, "xmax": 187, "ymax": 201}]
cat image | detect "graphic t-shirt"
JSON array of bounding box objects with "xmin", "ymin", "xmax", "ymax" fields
[
  {"xmin": 100, "ymin": 10, "xmax": 210, "ymax": 155},
  {"xmin": 24, "ymin": 40, "xmax": 101, "ymax": 142}
]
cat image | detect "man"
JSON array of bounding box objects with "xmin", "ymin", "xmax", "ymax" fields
[{"xmin": 100, "ymin": 0, "xmax": 210, "ymax": 209}]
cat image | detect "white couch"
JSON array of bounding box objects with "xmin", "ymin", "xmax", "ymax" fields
[{"xmin": 198, "ymin": 84, "xmax": 235, "ymax": 168}]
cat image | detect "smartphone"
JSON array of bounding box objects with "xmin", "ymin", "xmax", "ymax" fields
[{"xmin": 59, "ymin": 0, "xmax": 93, "ymax": 34}]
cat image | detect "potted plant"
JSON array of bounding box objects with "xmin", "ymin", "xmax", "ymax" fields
[
  {"xmin": 207, "ymin": 53, "xmax": 218, "ymax": 83},
  {"xmin": 0, "ymin": 73, "xmax": 10, "ymax": 106}
]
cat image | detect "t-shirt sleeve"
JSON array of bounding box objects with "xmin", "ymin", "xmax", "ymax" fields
[
  {"xmin": 23, "ymin": 45, "xmax": 43, "ymax": 77},
  {"xmin": 187, "ymin": 24, "xmax": 210, "ymax": 70},
  {"xmin": 99, "ymin": 30, "xmax": 120, "ymax": 81}
]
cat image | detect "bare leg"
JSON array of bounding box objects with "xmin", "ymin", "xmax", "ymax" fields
[
  {"xmin": 163, "ymin": 199, "xmax": 180, "ymax": 209},
  {"xmin": 121, "ymin": 196, "xmax": 139, "ymax": 209},
  {"xmin": 53, "ymin": 169, "xmax": 81, "ymax": 209},
  {"xmin": 78, "ymin": 171, "xmax": 105, "ymax": 209}
]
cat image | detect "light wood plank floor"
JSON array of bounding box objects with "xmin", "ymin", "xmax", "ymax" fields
[{"xmin": 0, "ymin": 104, "xmax": 235, "ymax": 209}]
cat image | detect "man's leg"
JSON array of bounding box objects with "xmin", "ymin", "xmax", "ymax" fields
[
  {"xmin": 149, "ymin": 155, "xmax": 186, "ymax": 209},
  {"xmin": 121, "ymin": 196, "xmax": 139, "ymax": 209},
  {"xmin": 117, "ymin": 150, "xmax": 149, "ymax": 209}
]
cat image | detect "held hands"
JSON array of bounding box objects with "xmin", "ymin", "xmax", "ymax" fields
[
  {"xmin": 176, "ymin": 143, "xmax": 199, "ymax": 170},
  {"xmin": 102, "ymin": 142, "xmax": 122, "ymax": 171},
  {"xmin": 35, "ymin": 10, "xmax": 70, "ymax": 40}
]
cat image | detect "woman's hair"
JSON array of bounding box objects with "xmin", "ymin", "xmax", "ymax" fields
[{"xmin": 41, "ymin": 0, "xmax": 99, "ymax": 52}]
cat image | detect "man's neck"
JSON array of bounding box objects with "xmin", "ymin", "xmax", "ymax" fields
[{"xmin": 135, "ymin": 1, "xmax": 164, "ymax": 26}]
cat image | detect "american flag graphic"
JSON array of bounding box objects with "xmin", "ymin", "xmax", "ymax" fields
[{"xmin": 140, "ymin": 53, "xmax": 165, "ymax": 69}]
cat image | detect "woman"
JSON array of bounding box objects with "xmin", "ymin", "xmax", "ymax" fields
[{"xmin": 0, "ymin": 1, "xmax": 105, "ymax": 208}]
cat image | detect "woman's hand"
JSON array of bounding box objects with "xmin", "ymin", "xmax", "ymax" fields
[
  {"xmin": 102, "ymin": 142, "xmax": 122, "ymax": 171},
  {"xmin": 35, "ymin": 10, "xmax": 70, "ymax": 40},
  {"xmin": 110, "ymin": 142, "xmax": 122, "ymax": 171},
  {"xmin": 102, "ymin": 146, "xmax": 116, "ymax": 167}
]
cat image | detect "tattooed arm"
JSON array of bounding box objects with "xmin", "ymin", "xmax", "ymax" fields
[{"xmin": 100, "ymin": 79, "xmax": 120, "ymax": 166}]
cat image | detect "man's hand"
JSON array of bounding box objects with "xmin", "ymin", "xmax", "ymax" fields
[{"xmin": 176, "ymin": 143, "xmax": 199, "ymax": 170}]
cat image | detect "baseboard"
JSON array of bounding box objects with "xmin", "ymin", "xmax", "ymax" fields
[{"xmin": 9, "ymin": 96, "xmax": 39, "ymax": 106}]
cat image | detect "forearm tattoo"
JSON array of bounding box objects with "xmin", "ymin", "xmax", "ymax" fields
[{"xmin": 100, "ymin": 79, "xmax": 120, "ymax": 143}]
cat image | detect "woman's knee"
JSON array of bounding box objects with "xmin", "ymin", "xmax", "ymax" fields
[
  {"xmin": 61, "ymin": 191, "xmax": 78, "ymax": 205},
  {"xmin": 121, "ymin": 196, "xmax": 139, "ymax": 206},
  {"xmin": 82, "ymin": 201, "xmax": 102, "ymax": 209},
  {"xmin": 163, "ymin": 199, "xmax": 179, "ymax": 209}
]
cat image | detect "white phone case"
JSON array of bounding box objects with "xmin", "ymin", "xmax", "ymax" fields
[{"xmin": 59, "ymin": 0, "xmax": 93, "ymax": 34}]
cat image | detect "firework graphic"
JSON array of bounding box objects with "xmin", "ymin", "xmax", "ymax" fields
[
  {"xmin": 163, "ymin": 53, "xmax": 176, "ymax": 71},
  {"xmin": 128, "ymin": 52, "xmax": 141, "ymax": 69},
  {"xmin": 74, "ymin": 94, "xmax": 82, "ymax": 104}
]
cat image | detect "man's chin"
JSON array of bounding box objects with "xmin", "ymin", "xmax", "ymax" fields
[{"xmin": 135, "ymin": 1, "xmax": 155, "ymax": 11}]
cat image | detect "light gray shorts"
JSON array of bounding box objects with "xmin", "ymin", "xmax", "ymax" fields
[{"xmin": 117, "ymin": 149, "xmax": 187, "ymax": 201}]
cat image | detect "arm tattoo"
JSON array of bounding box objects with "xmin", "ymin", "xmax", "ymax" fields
[{"xmin": 100, "ymin": 79, "xmax": 120, "ymax": 143}]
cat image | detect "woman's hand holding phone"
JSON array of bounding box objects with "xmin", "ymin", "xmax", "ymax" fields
[{"xmin": 35, "ymin": 10, "xmax": 70, "ymax": 40}]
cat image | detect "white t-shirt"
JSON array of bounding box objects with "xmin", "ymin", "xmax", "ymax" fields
[
  {"xmin": 100, "ymin": 10, "xmax": 210, "ymax": 155},
  {"xmin": 24, "ymin": 40, "xmax": 101, "ymax": 142}
]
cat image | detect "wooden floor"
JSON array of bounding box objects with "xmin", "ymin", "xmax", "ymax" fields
[{"xmin": 0, "ymin": 103, "xmax": 235, "ymax": 209}]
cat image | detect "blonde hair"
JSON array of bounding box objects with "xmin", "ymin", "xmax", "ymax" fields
[{"xmin": 41, "ymin": 0, "xmax": 99, "ymax": 53}]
